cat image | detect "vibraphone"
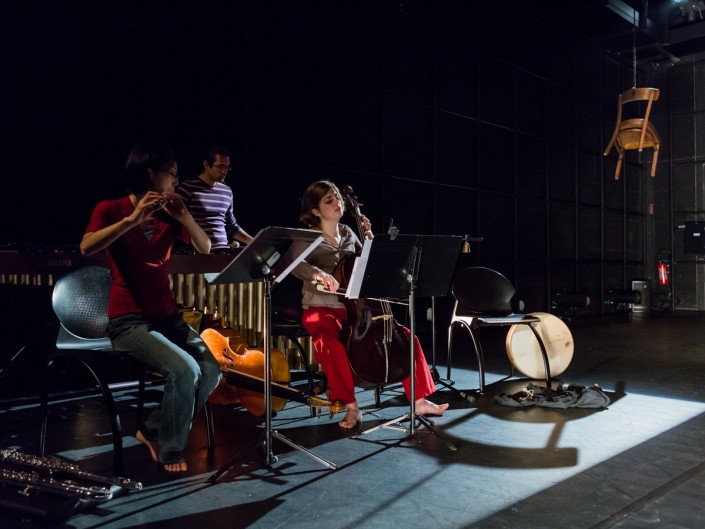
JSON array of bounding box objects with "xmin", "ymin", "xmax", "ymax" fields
[{"xmin": 0, "ymin": 246, "xmax": 315, "ymax": 370}]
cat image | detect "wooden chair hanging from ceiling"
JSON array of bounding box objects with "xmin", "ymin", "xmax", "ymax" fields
[
  {"xmin": 603, "ymin": 86, "xmax": 661, "ymax": 180},
  {"xmin": 602, "ymin": 3, "xmax": 661, "ymax": 181}
]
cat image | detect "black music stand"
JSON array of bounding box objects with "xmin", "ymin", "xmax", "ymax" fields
[
  {"xmin": 429, "ymin": 236, "xmax": 483, "ymax": 403},
  {"xmin": 347, "ymin": 234, "xmax": 461, "ymax": 436},
  {"xmin": 204, "ymin": 226, "xmax": 336, "ymax": 482}
]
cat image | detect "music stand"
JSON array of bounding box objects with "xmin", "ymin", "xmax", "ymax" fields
[
  {"xmin": 204, "ymin": 227, "xmax": 336, "ymax": 483},
  {"xmin": 348, "ymin": 234, "xmax": 461, "ymax": 436},
  {"xmin": 429, "ymin": 236, "xmax": 483, "ymax": 403}
]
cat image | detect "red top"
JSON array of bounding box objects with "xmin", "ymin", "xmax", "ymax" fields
[{"xmin": 85, "ymin": 196, "xmax": 189, "ymax": 319}]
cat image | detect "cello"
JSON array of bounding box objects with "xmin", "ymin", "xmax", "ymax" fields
[
  {"xmin": 201, "ymin": 328, "xmax": 290, "ymax": 416},
  {"xmin": 335, "ymin": 186, "xmax": 411, "ymax": 385},
  {"xmin": 202, "ymin": 327, "xmax": 346, "ymax": 415}
]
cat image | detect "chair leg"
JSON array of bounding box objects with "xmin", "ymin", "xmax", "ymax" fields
[
  {"xmin": 449, "ymin": 322, "xmax": 486, "ymax": 392},
  {"xmin": 135, "ymin": 363, "xmax": 146, "ymax": 433},
  {"xmin": 466, "ymin": 327, "xmax": 487, "ymax": 393},
  {"xmin": 78, "ymin": 358, "xmax": 124, "ymax": 476},
  {"xmin": 615, "ymin": 152, "xmax": 624, "ymax": 180},
  {"xmin": 285, "ymin": 334, "xmax": 315, "ymax": 390},
  {"xmin": 41, "ymin": 356, "xmax": 124, "ymax": 476},
  {"xmin": 282, "ymin": 332, "xmax": 317, "ymax": 417},
  {"xmin": 651, "ymin": 147, "xmax": 659, "ymax": 177},
  {"xmin": 38, "ymin": 362, "xmax": 51, "ymax": 458},
  {"xmin": 527, "ymin": 324, "xmax": 552, "ymax": 389},
  {"xmin": 446, "ymin": 324, "xmax": 455, "ymax": 380},
  {"xmin": 204, "ymin": 401, "xmax": 215, "ymax": 449}
]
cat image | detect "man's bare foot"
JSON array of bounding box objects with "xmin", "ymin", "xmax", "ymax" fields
[
  {"xmin": 415, "ymin": 399, "xmax": 449, "ymax": 416},
  {"xmin": 338, "ymin": 404, "xmax": 362, "ymax": 429},
  {"xmin": 136, "ymin": 430, "xmax": 158, "ymax": 463},
  {"xmin": 163, "ymin": 459, "xmax": 188, "ymax": 472}
]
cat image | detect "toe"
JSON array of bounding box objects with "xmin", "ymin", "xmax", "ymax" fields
[
  {"xmin": 136, "ymin": 430, "xmax": 159, "ymax": 463},
  {"xmin": 164, "ymin": 459, "xmax": 188, "ymax": 472},
  {"xmin": 338, "ymin": 407, "xmax": 362, "ymax": 428}
]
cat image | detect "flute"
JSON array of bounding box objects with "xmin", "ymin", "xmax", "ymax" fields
[
  {"xmin": 0, "ymin": 449, "xmax": 142, "ymax": 491},
  {"xmin": 0, "ymin": 467, "xmax": 113, "ymax": 502}
]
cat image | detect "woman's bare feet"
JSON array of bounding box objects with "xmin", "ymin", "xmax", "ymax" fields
[
  {"xmin": 163, "ymin": 459, "xmax": 188, "ymax": 472},
  {"xmin": 137, "ymin": 430, "xmax": 188, "ymax": 472},
  {"xmin": 136, "ymin": 430, "xmax": 158, "ymax": 463},
  {"xmin": 338, "ymin": 404, "xmax": 362, "ymax": 429},
  {"xmin": 415, "ymin": 398, "xmax": 449, "ymax": 416}
]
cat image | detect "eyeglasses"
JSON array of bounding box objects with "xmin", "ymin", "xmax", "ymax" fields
[{"xmin": 212, "ymin": 164, "xmax": 231, "ymax": 173}]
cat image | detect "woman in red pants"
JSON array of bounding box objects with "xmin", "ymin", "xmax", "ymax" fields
[{"xmin": 292, "ymin": 180, "xmax": 448, "ymax": 428}]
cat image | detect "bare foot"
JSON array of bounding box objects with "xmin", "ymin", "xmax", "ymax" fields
[
  {"xmin": 163, "ymin": 459, "xmax": 188, "ymax": 472},
  {"xmin": 338, "ymin": 404, "xmax": 362, "ymax": 429},
  {"xmin": 415, "ymin": 399, "xmax": 449, "ymax": 416},
  {"xmin": 136, "ymin": 430, "xmax": 158, "ymax": 463}
]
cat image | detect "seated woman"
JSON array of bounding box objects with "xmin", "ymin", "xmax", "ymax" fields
[
  {"xmin": 292, "ymin": 180, "xmax": 449, "ymax": 428},
  {"xmin": 80, "ymin": 142, "xmax": 222, "ymax": 472}
]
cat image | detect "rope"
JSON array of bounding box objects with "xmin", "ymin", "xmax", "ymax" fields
[{"xmin": 632, "ymin": 4, "xmax": 637, "ymax": 89}]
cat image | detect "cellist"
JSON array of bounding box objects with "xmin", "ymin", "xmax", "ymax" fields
[{"xmin": 292, "ymin": 180, "xmax": 449, "ymax": 428}]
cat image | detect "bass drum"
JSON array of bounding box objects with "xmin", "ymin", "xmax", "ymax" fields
[{"xmin": 505, "ymin": 312, "xmax": 573, "ymax": 379}]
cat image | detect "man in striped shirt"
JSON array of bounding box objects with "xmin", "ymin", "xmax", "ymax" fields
[{"xmin": 176, "ymin": 146, "xmax": 254, "ymax": 251}]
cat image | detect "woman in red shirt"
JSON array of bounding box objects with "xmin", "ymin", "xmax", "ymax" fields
[{"xmin": 81, "ymin": 142, "xmax": 221, "ymax": 472}]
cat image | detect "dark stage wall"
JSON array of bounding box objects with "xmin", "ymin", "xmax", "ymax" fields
[{"xmin": 2, "ymin": 0, "xmax": 700, "ymax": 314}]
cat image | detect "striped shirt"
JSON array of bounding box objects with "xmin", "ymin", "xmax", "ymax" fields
[{"xmin": 176, "ymin": 178, "xmax": 242, "ymax": 250}]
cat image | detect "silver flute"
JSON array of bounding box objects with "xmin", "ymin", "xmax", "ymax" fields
[
  {"xmin": 0, "ymin": 467, "xmax": 113, "ymax": 501},
  {"xmin": 0, "ymin": 449, "xmax": 142, "ymax": 491}
]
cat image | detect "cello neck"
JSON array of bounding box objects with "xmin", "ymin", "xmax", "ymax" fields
[{"xmin": 341, "ymin": 185, "xmax": 372, "ymax": 241}]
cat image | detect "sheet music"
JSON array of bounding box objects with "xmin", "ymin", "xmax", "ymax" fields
[
  {"xmin": 203, "ymin": 227, "xmax": 322, "ymax": 285},
  {"xmin": 274, "ymin": 234, "xmax": 323, "ymax": 283},
  {"xmin": 345, "ymin": 238, "xmax": 372, "ymax": 299}
]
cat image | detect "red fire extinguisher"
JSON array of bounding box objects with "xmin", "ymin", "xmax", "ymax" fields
[{"xmin": 657, "ymin": 249, "xmax": 670, "ymax": 286}]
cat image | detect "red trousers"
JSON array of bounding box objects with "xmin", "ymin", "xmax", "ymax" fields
[{"xmin": 302, "ymin": 306, "xmax": 436, "ymax": 404}]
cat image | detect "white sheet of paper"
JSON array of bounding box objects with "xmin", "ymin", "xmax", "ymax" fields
[{"xmin": 345, "ymin": 238, "xmax": 372, "ymax": 299}]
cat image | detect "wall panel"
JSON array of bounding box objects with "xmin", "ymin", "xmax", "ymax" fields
[
  {"xmin": 477, "ymin": 123, "xmax": 514, "ymax": 193},
  {"xmin": 579, "ymin": 207, "xmax": 602, "ymax": 260},
  {"xmin": 548, "ymin": 144, "xmax": 576, "ymax": 202},
  {"xmin": 549, "ymin": 202, "xmax": 576, "ymax": 260},
  {"xmin": 435, "ymin": 113, "xmax": 478, "ymax": 187},
  {"xmin": 478, "ymin": 191, "xmax": 515, "ymax": 262},
  {"xmin": 518, "ymin": 196, "xmax": 547, "ymax": 260},
  {"xmin": 517, "ymin": 134, "xmax": 547, "ymax": 198},
  {"xmin": 1, "ymin": 0, "xmax": 658, "ymax": 318},
  {"xmin": 384, "ymin": 98, "xmax": 433, "ymax": 181},
  {"xmin": 435, "ymin": 186, "xmax": 477, "ymax": 237},
  {"xmin": 604, "ymin": 210, "xmax": 625, "ymax": 262}
]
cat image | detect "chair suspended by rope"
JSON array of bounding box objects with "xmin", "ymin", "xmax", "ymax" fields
[
  {"xmin": 603, "ymin": 2, "xmax": 661, "ymax": 181},
  {"xmin": 603, "ymin": 86, "xmax": 661, "ymax": 180}
]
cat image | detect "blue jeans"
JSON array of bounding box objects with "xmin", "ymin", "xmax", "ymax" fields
[{"xmin": 108, "ymin": 313, "xmax": 221, "ymax": 464}]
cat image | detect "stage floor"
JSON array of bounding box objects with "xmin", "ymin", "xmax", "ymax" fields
[{"xmin": 2, "ymin": 312, "xmax": 705, "ymax": 529}]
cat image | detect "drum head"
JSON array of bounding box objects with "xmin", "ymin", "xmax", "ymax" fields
[{"xmin": 505, "ymin": 312, "xmax": 573, "ymax": 379}]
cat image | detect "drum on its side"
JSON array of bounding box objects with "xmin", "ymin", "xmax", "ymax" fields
[{"xmin": 505, "ymin": 312, "xmax": 573, "ymax": 379}]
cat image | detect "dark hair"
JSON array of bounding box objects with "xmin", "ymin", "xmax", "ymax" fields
[
  {"xmin": 124, "ymin": 142, "xmax": 177, "ymax": 194},
  {"xmin": 299, "ymin": 180, "xmax": 344, "ymax": 228},
  {"xmin": 204, "ymin": 145, "xmax": 230, "ymax": 166}
]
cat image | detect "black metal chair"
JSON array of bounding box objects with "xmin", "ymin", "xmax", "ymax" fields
[
  {"xmin": 271, "ymin": 276, "xmax": 322, "ymax": 412},
  {"xmin": 446, "ymin": 267, "xmax": 552, "ymax": 393},
  {"xmin": 39, "ymin": 266, "xmax": 214, "ymax": 475}
]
